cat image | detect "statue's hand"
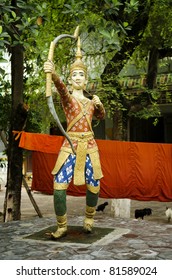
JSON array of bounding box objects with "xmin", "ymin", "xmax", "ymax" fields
[
  {"xmin": 92, "ymin": 95, "xmax": 102, "ymax": 108},
  {"xmin": 43, "ymin": 60, "xmax": 55, "ymax": 74}
]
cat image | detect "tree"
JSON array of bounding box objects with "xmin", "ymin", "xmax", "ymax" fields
[
  {"xmin": 0, "ymin": 0, "xmax": 46, "ymax": 221},
  {"xmin": 126, "ymin": 0, "xmax": 172, "ymax": 124}
]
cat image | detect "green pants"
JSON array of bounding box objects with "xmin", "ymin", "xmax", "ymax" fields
[{"xmin": 53, "ymin": 189, "xmax": 99, "ymax": 216}]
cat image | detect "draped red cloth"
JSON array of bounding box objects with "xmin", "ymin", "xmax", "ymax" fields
[{"xmin": 19, "ymin": 132, "xmax": 172, "ymax": 201}]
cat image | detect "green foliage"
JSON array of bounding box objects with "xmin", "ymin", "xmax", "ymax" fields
[
  {"xmin": 1, "ymin": 0, "xmax": 172, "ymax": 138},
  {"xmin": 97, "ymin": 74, "xmax": 126, "ymax": 119},
  {"xmin": 129, "ymin": 102, "xmax": 161, "ymax": 120},
  {"xmin": 125, "ymin": 0, "xmax": 139, "ymax": 13},
  {"xmin": 0, "ymin": 62, "xmax": 11, "ymax": 132},
  {"xmin": 0, "ymin": 0, "xmax": 48, "ymax": 134},
  {"xmin": 138, "ymin": 0, "xmax": 172, "ymax": 51},
  {"xmin": 0, "ymin": 92, "xmax": 11, "ymax": 132},
  {"xmin": 0, "ymin": 0, "xmax": 41, "ymax": 49}
]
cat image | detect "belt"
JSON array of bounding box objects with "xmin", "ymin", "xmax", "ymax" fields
[
  {"xmin": 68, "ymin": 131, "xmax": 93, "ymax": 141},
  {"xmin": 68, "ymin": 131, "xmax": 93, "ymax": 185}
]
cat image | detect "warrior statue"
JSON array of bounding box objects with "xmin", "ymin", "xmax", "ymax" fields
[{"xmin": 44, "ymin": 34, "xmax": 105, "ymax": 239}]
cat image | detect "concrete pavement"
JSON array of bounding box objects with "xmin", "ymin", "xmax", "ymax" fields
[{"xmin": 1, "ymin": 184, "xmax": 172, "ymax": 260}]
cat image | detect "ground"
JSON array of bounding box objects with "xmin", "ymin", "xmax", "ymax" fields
[{"xmin": 0, "ymin": 183, "xmax": 172, "ymax": 224}]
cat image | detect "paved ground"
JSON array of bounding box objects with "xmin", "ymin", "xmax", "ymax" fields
[{"xmin": 0, "ymin": 184, "xmax": 172, "ymax": 260}]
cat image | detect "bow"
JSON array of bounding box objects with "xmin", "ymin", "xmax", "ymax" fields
[{"xmin": 46, "ymin": 26, "xmax": 79, "ymax": 154}]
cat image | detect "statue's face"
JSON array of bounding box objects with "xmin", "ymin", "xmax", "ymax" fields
[{"xmin": 70, "ymin": 69, "xmax": 87, "ymax": 90}]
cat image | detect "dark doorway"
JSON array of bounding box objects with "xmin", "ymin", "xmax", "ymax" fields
[{"xmin": 130, "ymin": 117, "xmax": 164, "ymax": 143}]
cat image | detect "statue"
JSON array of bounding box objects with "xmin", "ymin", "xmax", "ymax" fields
[{"xmin": 44, "ymin": 33, "xmax": 105, "ymax": 239}]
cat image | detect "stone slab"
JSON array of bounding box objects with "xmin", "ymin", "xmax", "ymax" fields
[{"xmin": 24, "ymin": 225, "xmax": 130, "ymax": 245}]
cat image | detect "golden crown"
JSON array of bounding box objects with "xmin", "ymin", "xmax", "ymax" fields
[{"xmin": 70, "ymin": 36, "xmax": 87, "ymax": 75}]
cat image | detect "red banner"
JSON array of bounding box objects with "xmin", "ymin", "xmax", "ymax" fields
[{"xmin": 19, "ymin": 132, "xmax": 172, "ymax": 202}]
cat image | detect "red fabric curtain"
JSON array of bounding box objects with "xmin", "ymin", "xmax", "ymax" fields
[{"xmin": 19, "ymin": 132, "xmax": 172, "ymax": 201}]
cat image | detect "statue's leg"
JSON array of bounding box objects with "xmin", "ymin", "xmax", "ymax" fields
[
  {"xmin": 51, "ymin": 184, "xmax": 68, "ymax": 239},
  {"xmin": 83, "ymin": 154, "xmax": 100, "ymax": 233},
  {"xmin": 51, "ymin": 154, "xmax": 75, "ymax": 239},
  {"xmin": 83, "ymin": 186, "xmax": 100, "ymax": 233}
]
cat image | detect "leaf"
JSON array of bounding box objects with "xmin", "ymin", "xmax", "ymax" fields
[
  {"xmin": 123, "ymin": 22, "xmax": 129, "ymax": 27},
  {"xmin": 0, "ymin": 32, "xmax": 10, "ymax": 38},
  {"xmin": 11, "ymin": 11, "xmax": 16, "ymax": 19},
  {"xmin": 99, "ymin": 30, "xmax": 111, "ymax": 39},
  {"xmin": 15, "ymin": 24, "xmax": 24, "ymax": 31}
]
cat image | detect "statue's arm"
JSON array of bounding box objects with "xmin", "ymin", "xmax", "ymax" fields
[{"xmin": 92, "ymin": 94, "xmax": 105, "ymax": 119}]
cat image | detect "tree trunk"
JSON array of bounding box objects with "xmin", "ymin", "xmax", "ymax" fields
[
  {"xmin": 146, "ymin": 47, "xmax": 159, "ymax": 89},
  {"xmin": 3, "ymin": 0, "xmax": 29, "ymax": 222},
  {"xmin": 112, "ymin": 109, "xmax": 123, "ymax": 140},
  {"xmin": 4, "ymin": 42, "xmax": 27, "ymax": 221}
]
